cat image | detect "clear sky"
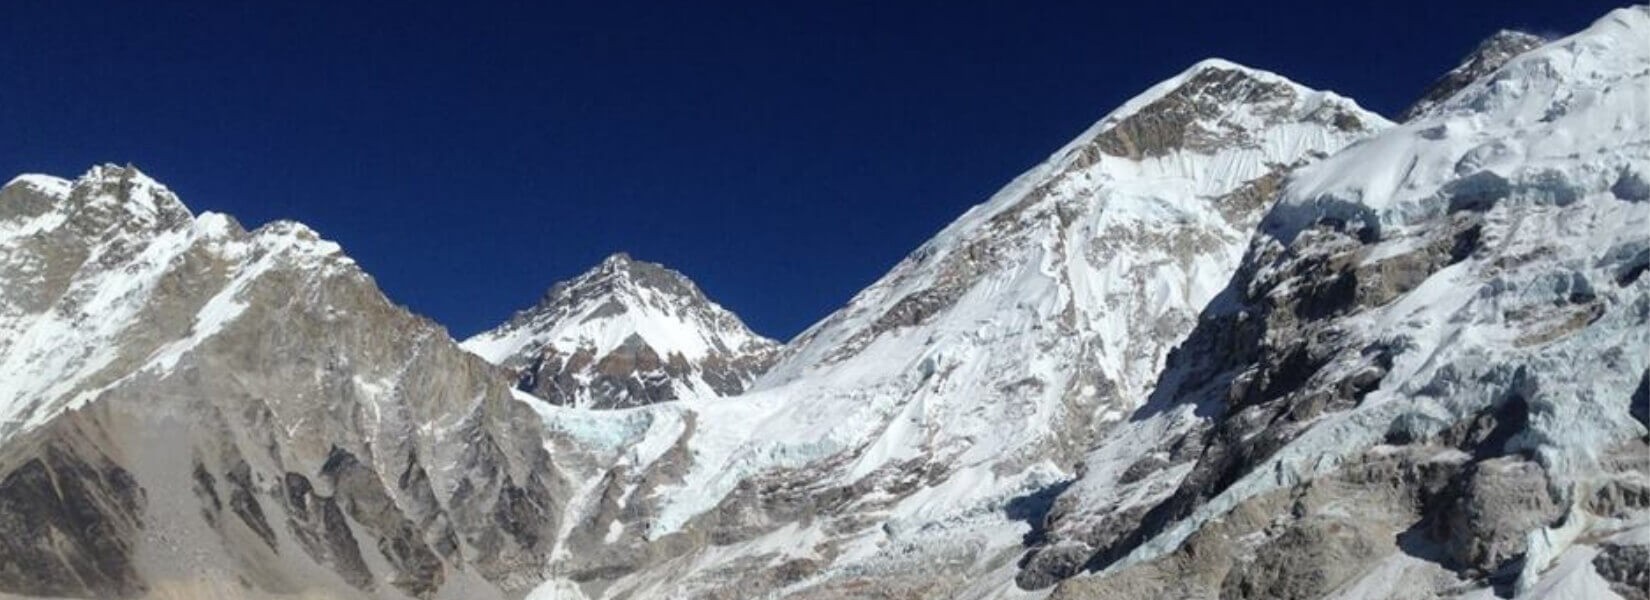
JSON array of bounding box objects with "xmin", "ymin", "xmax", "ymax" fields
[{"xmin": 1, "ymin": 1, "xmax": 1625, "ymax": 340}]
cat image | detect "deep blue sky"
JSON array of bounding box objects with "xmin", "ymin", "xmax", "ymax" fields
[{"xmin": 1, "ymin": 1, "xmax": 1624, "ymax": 340}]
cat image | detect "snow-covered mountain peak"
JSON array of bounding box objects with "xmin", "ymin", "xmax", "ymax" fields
[
  {"xmin": 1057, "ymin": 58, "xmax": 1383, "ymax": 165},
  {"xmin": 0, "ymin": 164, "xmax": 569, "ymax": 599},
  {"xmin": 73, "ymin": 164, "xmax": 192, "ymax": 226},
  {"xmin": 1104, "ymin": 57, "xmax": 1356, "ymax": 119},
  {"xmin": 578, "ymin": 60, "xmax": 1392, "ymax": 597},
  {"xmin": 1, "ymin": 165, "xmax": 345, "ymax": 265},
  {"xmin": 3, "ymin": 173, "xmax": 72, "ymax": 198},
  {"xmin": 583, "ymin": 251, "xmax": 642, "ymax": 280},
  {"xmin": 463, "ymin": 254, "xmax": 777, "ymax": 408},
  {"xmin": 1479, "ymin": 28, "xmax": 1547, "ymax": 48},
  {"xmin": 0, "ymin": 167, "xmax": 362, "ymax": 447},
  {"xmin": 1271, "ymin": 4, "xmax": 1650, "ymax": 243},
  {"xmin": 1029, "ymin": 9, "xmax": 1650, "ymax": 597},
  {"xmin": 1472, "ymin": 28, "xmax": 1547, "ymax": 60},
  {"xmin": 1400, "ymin": 29, "xmax": 1547, "ymax": 121},
  {"xmin": 2, "ymin": 164, "xmax": 193, "ymax": 244},
  {"xmin": 558, "ymin": 251, "xmax": 705, "ymax": 305},
  {"xmin": 597, "ymin": 250, "xmax": 634, "ymax": 268},
  {"xmin": 763, "ymin": 61, "xmax": 1388, "ymax": 388}
]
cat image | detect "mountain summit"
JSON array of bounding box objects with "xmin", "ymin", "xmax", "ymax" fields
[
  {"xmin": 1399, "ymin": 29, "xmax": 1546, "ymax": 121},
  {"xmin": 462, "ymin": 253, "xmax": 777, "ymax": 408}
]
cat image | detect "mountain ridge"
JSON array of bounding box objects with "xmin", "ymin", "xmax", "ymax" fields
[{"xmin": 0, "ymin": 9, "xmax": 1646, "ymax": 599}]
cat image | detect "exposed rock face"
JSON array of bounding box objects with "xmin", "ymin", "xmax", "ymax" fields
[
  {"xmin": 1594, "ymin": 540, "xmax": 1650, "ymax": 600},
  {"xmin": 1090, "ymin": 65, "xmax": 1368, "ymax": 160},
  {"xmin": 0, "ymin": 167, "xmax": 564, "ymax": 598},
  {"xmin": 463, "ymin": 253, "xmax": 778, "ymax": 409},
  {"xmin": 1043, "ymin": 445, "xmax": 1471, "ymax": 600},
  {"xmin": 1031, "ymin": 7, "xmax": 1650, "ymax": 599},
  {"xmin": 0, "ymin": 424, "xmax": 146, "ymax": 598},
  {"xmin": 1400, "ymin": 29, "xmax": 1546, "ymax": 122},
  {"xmin": 1439, "ymin": 456, "xmax": 1565, "ymax": 577}
]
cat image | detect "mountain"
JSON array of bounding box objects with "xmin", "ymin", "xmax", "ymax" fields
[
  {"xmin": 0, "ymin": 6, "xmax": 1646, "ymax": 600},
  {"xmin": 462, "ymin": 254, "xmax": 777, "ymax": 409},
  {"xmin": 0, "ymin": 166, "xmax": 566, "ymax": 598},
  {"xmin": 1030, "ymin": 7, "xmax": 1650, "ymax": 599},
  {"xmin": 515, "ymin": 58, "xmax": 1387, "ymax": 599},
  {"xmin": 1399, "ymin": 29, "xmax": 1546, "ymax": 122}
]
